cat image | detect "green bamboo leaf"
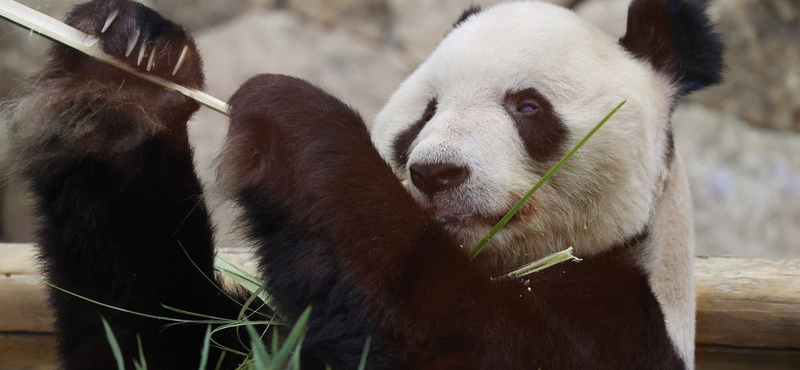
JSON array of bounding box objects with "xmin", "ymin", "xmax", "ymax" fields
[
  {"xmin": 246, "ymin": 323, "xmax": 271, "ymax": 369},
  {"xmin": 270, "ymin": 307, "xmax": 311, "ymax": 369},
  {"xmin": 214, "ymin": 352, "xmax": 227, "ymax": 370},
  {"xmin": 134, "ymin": 335, "xmax": 147, "ymax": 370},
  {"xmin": 358, "ymin": 336, "xmax": 373, "ymax": 370},
  {"xmin": 199, "ymin": 325, "xmax": 213, "ymax": 370},
  {"xmin": 214, "ymin": 257, "xmax": 274, "ymax": 307},
  {"xmin": 101, "ymin": 318, "xmax": 126, "ymax": 370}
]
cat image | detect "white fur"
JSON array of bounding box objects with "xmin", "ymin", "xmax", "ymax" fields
[
  {"xmin": 371, "ymin": 0, "xmax": 695, "ymax": 366},
  {"xmin": 639, "ymin": 153, "xmax": 697, "ymax": 367}
]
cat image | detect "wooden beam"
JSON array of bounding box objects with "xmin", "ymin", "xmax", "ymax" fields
[
  {"xmin": 695, "ymin": 345, "xmax": 800, "ymax": 370},
  {"xmin": 0, "ymin": 333, "xmax": 57, "ymax": 369},
  {"xmin": 0, "ymin": 274, "xmax": 53, "ymax": 333},
  {"xmin": 2, "ymin": 244, "xmax": 799, "ymax": 351},
  {"xmin": 0, "ymin": 243, "xmax": 38, "ymax": 275},
  {"xmin": 696, "ymin": 256, "xmax": 800, "ymax": 349}
]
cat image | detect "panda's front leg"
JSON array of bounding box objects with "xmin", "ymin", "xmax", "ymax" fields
[
  {"xmin": 7, "ymin": 0, "xmax": 243, "ymax": 368},
  {"xmin": 222, "ymin": 75, "xmax": 554, "ymax": 369}
]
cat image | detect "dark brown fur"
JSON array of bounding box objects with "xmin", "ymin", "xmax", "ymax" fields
[
  {"xmin": 5, "ymin": 0, "xmax": 725, "ymax": 368},
  {"xmin": 221, "ymin": 74, "xmax": 684, "ymax": 369},
  {"xmin": 620, "ymin": 0, "xmax": 723, "ymax": 94},
  {"xmin": 6, "ymin": 1, "xmax": 245, "ymax": 368},
  {"xmin": 392, "ymin": 98, "xmax": 437, "ymax": 169},
  {"xmin": 503, "ymin": 87, "xmax": 570, "ymax": 164}
]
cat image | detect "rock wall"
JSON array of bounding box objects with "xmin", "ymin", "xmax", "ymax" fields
[
  {"xmin": 574, "ymin": 0, "xmax": 800, "ymax": 258},
  {"xmin": 1, "ymin": 0, "xmax": 797, "ymax": 258}
]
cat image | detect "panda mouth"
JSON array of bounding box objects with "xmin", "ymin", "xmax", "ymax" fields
[
  {"xmin": 432, "ymin": 208, "xmax": 476, "ymax": 224},
  {"xmin": 431, "ymin": 207, "xmax": 511, "ymax": 226},
  {"xmin": 428, "ymin": 198, "xmax": 536, "ymax": 227}
]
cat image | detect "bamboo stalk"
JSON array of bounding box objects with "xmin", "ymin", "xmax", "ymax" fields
[{"xmin": 0, "ymin": 0, "xmax": 231, "ymax": 116}]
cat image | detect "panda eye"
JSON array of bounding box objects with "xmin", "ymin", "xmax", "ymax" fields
[{"xmin": 517, "ymin": 102, "xmax": 539, "ymax": 114}]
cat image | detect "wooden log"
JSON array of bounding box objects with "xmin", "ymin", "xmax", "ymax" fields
[
  {"xmin": 696, "ymin": 256, "xmax": 800, "ymax": 349},
  {"xmin": 0, "ymin": 243, "xmax": 38, "ymax": 275},
  {"xmin": 695, "ymin": 345, "xmax": 800, "ymax": 370},
  {"xmin": 0, "ymin": 333, "xmax": 57, "ymax": 369},
  {"xmin": 2, "ymin": 243, "xmax": 799, "ymax": 351},
  {"xmin": 0, "ymin": 274, "xmax": 53, "ymax": 333}
]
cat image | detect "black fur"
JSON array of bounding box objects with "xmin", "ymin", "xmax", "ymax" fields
[
  {"xmin": 32, "ymin": 134, "xmax": 245, "ymax": 369},
  {"xmin": 8, "ymin": 1, "xmax": 242, "ymax": 368},
  {"xmin": 6, "ymin": 0, "xmax": 720, "ymax": 368},
  {"xmin": 220, "ymin": 74, "xmax": 685, "ymax": 369},
  {"xmin": 453, "ymin": 6, "xmax": 482, "ymax": 29},
  {"xmin": 391, "ymin": 98, "xmax": 437, "ymax": 168},
  {"xmin": 504, "ymin": 88, "xmax": 570, "ymax": 164},
  {"xmin": 620, "ymin": 0, "xmax": 724, "ymax": 94}
]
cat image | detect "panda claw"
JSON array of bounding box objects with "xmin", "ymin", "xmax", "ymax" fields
[
  {"xmin": 101, "ymin": 9, "xmax": 119, "ymax": 33},
  {"xmin": 146, "ymin": 46, "xmax": 157, "ymax": 72},
  {"xmin": 125, "ymin": 29, "xmax": 140, "ymax": 57},
  {"xmin": 137, "ymin": 42, "xmax": 147, "ymax": 66},
  {"xmin": 172, "ymin": 45, "xmax": 189, "ymax": 76}
]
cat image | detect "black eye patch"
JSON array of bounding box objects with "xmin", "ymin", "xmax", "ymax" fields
[
  {"xmin": 392, "ymin": 98, "xmax": 437, "ymax": 169},
  {"xmin": 503, "ymin": 88, "xmax": 569, "ymax": 163}
]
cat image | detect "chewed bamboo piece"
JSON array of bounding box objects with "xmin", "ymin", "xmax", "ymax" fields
[
  {"xmin": 491, "ymin": 247, "xmax": 582, "ymax": 282},
  {"xmin": 0, "ymin": 0, "xmax": 231, "ymax": 116}
]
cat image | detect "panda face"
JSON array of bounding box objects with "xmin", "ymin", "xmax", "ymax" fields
[{"xmin": 371, "ymin": 1, "xmax": 677, "ymax": 268}]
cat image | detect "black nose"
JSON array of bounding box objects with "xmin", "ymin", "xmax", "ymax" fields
[{"xmin": 408, "ymin": 163, "xmax": 470, "ymax": 195}]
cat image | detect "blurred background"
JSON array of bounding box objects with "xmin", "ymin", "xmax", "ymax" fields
[{"xmin": 1, "ymin": 0, "xmax": 798, "ymax": 259}]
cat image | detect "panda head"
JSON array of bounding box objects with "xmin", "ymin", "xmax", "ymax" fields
[{"xmin": 370, "ymin": 0, "xmax": 723, "ymax": 270}]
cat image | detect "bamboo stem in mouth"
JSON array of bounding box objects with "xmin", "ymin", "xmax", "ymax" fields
[{"xmin": 0, "ymin": 0, "xmax": 231, "ymax": 116}]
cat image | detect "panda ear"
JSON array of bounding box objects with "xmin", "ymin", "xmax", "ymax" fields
[
  {"xmin": 453, "ymin": 6, "xmax": 482, "ymax": 29},
  {"xmin": 619, "ymin": 0, "xmax": 724, "ymax": 95}
]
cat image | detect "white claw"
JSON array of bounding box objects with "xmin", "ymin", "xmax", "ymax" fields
[
  {"xmin": 172, "ymin": 45, "xmax": 189, "ymax": 76},
  {"xmin": 137, "ymin": 42, "xmax": 147, "ymax": 66},
  {"xmin": 147, "ymin": 45, "xmax": 157, "ymax": 71},
  {"xmin": 101, "ymin": 9, "xmax": 119, "ymax": 33},
  {"xmin": 125, "ymin": 28, "xmax": 140, "ymax": 57}
]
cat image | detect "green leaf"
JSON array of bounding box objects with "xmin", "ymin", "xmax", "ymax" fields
[
  {"xmin": 162, "ymin": 305, "xmax": 231, "ymax": 321},
  {"xmin": 37, "ymin": 278, "xmax": 219, "ymax": 324},
  {"xmin": 271, "ymin": 327, "xmax": 279, "ymax": 358},
  {"xmin": 199, "ymin": 325, "xmax": 212, "ymax": 370},
  {"xmin": 238, "ymin": 284, "xmax": 268, "ymax": 323},
  {"xmin": 101, "ymin": 317, "xmax": 126, "ymax": 370},
  {"xmin": 246, "ymin": 322, "xmax": 271, "ymax": 369},
  {"xmin": 358, "ymin": 336, "xmax": 372, "ymax": 370},
  {"xmin": 214, "ymin": 352, "xmax": 227, "ymax": 370},
  {"xmin": 469, "ymin": 100, "xmax": 626, "ymax": 261},
  {"xmin": 134, "ymin": 335, "xmax": 147, "ymax": 370},
  {"xmin": 214, "ymin": 257, "xmax": 274, "ymax": 307},
  {"xmin": 270, "ymin": 307, "xmax": 311, "ymax": 369}
]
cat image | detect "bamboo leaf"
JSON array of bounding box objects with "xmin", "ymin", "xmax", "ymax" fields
[
  {"xmin": 199, "ymin": 325, "xmax": 213, "ymax": 370},
  {"xmin": 101, "ymin": 318, "xmax": 126, "ymax": 370},
  {"xmin": 358, "ymin": 336, "xmax": 373, "ymax": 370}
]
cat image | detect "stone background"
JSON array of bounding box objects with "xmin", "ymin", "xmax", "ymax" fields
[{"xmin": 1, "ymin": 0, "xmax": 798, "ymax": 259}]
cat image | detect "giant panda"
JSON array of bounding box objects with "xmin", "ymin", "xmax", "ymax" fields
[{"xmin": 4, "ymin": 0, "xmax": 723, "ymax": 369}]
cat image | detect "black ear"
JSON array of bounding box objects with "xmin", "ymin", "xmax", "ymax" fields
[
  {"xmin": 453, "ymin": 6, "xmax": 482, "ymax": 29},
  {"xmin": 619, "ymin": 0, "xmax": 724, "ymax": 95}
]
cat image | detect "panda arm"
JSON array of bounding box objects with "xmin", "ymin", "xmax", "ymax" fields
[
  {"xmin": 7, "ymin": 1, "xmax": 244, "ymax": 368},
  {"xmin": 222, "ymin": 74, "xmax": 558, "ymax": 369},
  {"xmin": 222, "ymin": 75, "xmax": 684, "ymax": 370}
]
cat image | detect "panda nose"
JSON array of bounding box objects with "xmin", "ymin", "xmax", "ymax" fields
[{"xmin": 408, "ymin": 163, "xmax": 470, "ymax": 195}]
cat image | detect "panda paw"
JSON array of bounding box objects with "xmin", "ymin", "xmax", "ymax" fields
[
  {"xmin": 62, "ymin": 0, "xmax": 204, "ymax": 88},
  {"xmin": 5, "ymin": 1, "xmax": 205, "ymax": 175}
]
